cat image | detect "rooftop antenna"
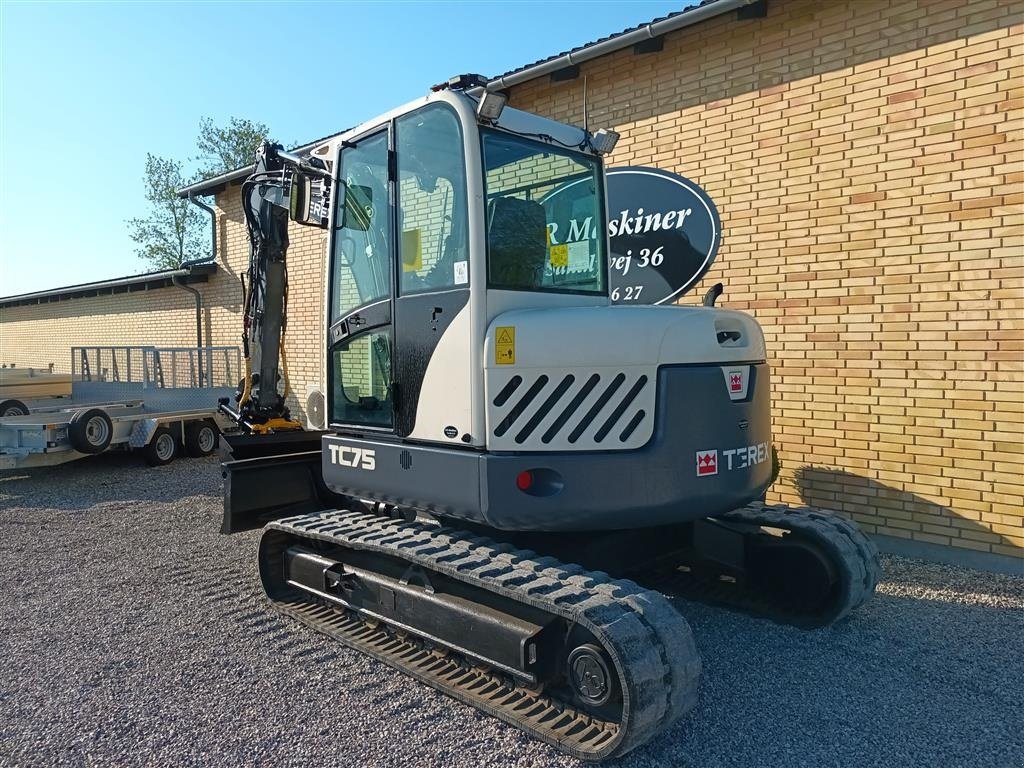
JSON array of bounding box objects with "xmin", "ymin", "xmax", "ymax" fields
[{"xmin": 582, "ymin": 75, "xmax": 589, "ymax": 132}]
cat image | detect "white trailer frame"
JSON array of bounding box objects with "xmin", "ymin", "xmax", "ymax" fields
[{"xmin": 0, "ymin": 346, "xmax": 239, "ymax": 470}]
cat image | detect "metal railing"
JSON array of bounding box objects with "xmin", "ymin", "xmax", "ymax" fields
[{"xmin": 71, "ymin": 346, "xmax": 240, "ymax": 389}]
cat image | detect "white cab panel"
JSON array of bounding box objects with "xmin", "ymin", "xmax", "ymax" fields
[{"xmin": 483, "ymin": 305, "xmax": 766, "ymax": 452}]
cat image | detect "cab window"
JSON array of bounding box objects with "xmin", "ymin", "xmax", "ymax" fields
[{"xmin": 396, "ymin": 105, "xmax": 469, "ymax": 294}]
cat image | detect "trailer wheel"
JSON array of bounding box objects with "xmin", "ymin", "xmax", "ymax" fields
[
  {"xmin": 0, "ymin": 399, "xmax": 29, "ymax": 417},
  {"xmin": 68, "ymin": 408, "xmax": 113, "ymax": 454},
  {"xmin": 184, "ymin": 420, "xmax": 219, "ymax": 457},
  {"xmin": 144, "ymin": 427, "xmax": 178, "ymax": 466}
]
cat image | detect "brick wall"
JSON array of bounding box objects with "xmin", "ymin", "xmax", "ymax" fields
[
  {"xmin": 507, "ymin": 0, "xmax": 1023, "ymax": 558},
  {"xmin": 0, "ymin": 270, "xmax": 244, "ymax": 376}
]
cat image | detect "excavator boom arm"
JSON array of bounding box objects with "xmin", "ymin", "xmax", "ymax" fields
[{"xmin": 220, "ymin": 142, "xmax": 329, "ymax": 433}]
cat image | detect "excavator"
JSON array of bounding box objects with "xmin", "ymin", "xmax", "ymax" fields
[{"xmin": 216, "ymin": 74, "xmax": 880, "ymax": 760}]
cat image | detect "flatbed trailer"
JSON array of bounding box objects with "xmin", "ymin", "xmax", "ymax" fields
[
  {"xmin": 0, "ymin": 366, "xmax": 73, "ymax": 415},
  {"xmin": 0, "ymin": 346, "xmax": 238, "ymax": 470}
]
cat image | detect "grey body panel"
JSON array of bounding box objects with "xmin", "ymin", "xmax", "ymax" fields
[
  {"xmin": 323, "ymin": 363, "xmax": 771, "ymax": 531},
  {"xmin": 322, "ymin": 434, "xmax": 484, "ymax": 518}
]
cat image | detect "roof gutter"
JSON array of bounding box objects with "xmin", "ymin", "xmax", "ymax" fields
[
  {"xmin": 0, "ymin": 263, "xmax": 217, "ymax": 306},
  {"xmin": 486, "ymin": 0, "xmax": 754, "ymax": 91},
  {"xmin": 177, "ymin": 167, "xmax": 251, "ymax": 198}
]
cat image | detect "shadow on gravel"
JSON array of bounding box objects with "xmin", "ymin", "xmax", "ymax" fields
[
  {"xmin": 0, "ymin": 451, "xmax": 221, "ymax": 510},
  {"xmin": 794, "ymin": 466, "xmax": 1022, "ymax": 557}
]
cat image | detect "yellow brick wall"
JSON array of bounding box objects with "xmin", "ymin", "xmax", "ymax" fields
[
  {"xmin": 0, "ymin": 272, "xmax": 244, "ymax": 376},
  {"xmin": 508, "ymin": 0, "xmax": 1023, "ymax": 558}
]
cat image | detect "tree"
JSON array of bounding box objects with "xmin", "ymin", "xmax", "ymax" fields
[
  {"xmin": 195, "ymin": 116, "xmax": 272, "ymax": 178},
  {"xmin": 128, "ymin": 117, "xmax": 272, "ymax": 270},
  {"xmin": 126, "ymin": 154, "xmax": 208, "ymax": 270}
]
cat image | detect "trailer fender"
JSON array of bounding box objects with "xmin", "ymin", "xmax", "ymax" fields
[{"xmin": 130, "ymin": 418, "xmax": 160, "ymax": 449}]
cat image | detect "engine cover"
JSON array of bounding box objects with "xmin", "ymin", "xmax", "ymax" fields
[{"xmin": 484, "ymin": 304, "xmax": 765, "ymax": 452}]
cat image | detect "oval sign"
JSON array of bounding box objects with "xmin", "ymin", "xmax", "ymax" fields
[{"xmin": 605, "ymin": 167, "xmax": 721, "ymax": 305}]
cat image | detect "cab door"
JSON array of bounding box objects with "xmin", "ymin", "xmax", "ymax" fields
[
  {"xmin": 326, "ymin": 129, "xmax": 396, "ymax": 432},
  {"xmin": 391, "ymin": 104, "xmax": 475, "ymax": 444}
]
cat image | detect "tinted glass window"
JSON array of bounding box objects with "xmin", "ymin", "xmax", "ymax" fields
[
  {"xmin": 396, "ymin": 106, "xmax": 469, "ymax": 294},
  {"xmin": 482, "ymin": 131, "xmax": 606, "ymax": 295},
  {"xmin": 331, "ymin": 131, "xmax": 392, "ymax": 321},
  {"xmin": 330, "ymin": 330, "xmax": 392, "ymax": 427}
]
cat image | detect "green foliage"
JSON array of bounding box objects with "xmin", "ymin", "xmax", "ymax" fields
[
  {"xmin": 126, "ymin": 154, "xmax": 208, "ymax": 271},
  {"xmin": 195, "ymin": 116, "xmax": 272, "ymax": 178},
  {"xmin": 128, "ymin": 116, "xmax": 273, "ymax": 270}
]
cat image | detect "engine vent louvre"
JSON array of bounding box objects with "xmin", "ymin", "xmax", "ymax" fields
[
  {"xmin": 514, "ymin": 374, "xmax": 575, "ymax": 444},
  {"xmin": 593, "ymin": 375, "xmax": 647, "ymax": 443},
  {"xmin": 493, "ymin": 375, "xmax": 522, "ymax": 407},
  {"xmin": 619, "ymin": 409, "xmax": 646, "ymax": 442},
  {"xmin": 568, "ymin": 373, "xmax": 626, "ymax": 443},
  {"xmin": 494, "ymin": 375, "xmax": 548, "ymax": 437},
  {"xmin": 541, "ymin": 373, "xmax": 601, "ymax": 444},
  {"xmin": 489, "ymin": 369, "xmax": 655, "ymax": 451}
]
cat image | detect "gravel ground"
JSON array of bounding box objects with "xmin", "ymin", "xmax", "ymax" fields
[{"xmin": 1, "ymin": 454, "xmax": 1022, "ymax": 768}]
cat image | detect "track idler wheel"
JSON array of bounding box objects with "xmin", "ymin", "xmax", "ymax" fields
[{"xmin": 568, "ymin": 643, "xmax": 617, "ymax": 708}]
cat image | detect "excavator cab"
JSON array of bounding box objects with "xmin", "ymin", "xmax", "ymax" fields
[{"xmin": 222, "ymin": 82, "xmax": 772, "ymax": 533}]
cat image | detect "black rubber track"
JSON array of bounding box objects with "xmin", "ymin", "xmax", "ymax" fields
[
  {"xmin": 663, "ymin": 502, "xmax": 882, "ymax": 627},
  {"xmin": 259, "ymin": 510, "xmax": 702, "ymax": 761}
]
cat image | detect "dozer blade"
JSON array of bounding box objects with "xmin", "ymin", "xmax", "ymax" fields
[
  {"xmin": 219, "ymin": 431, "xmax": 348, "ymax": 534},
  {"xmin": 257, "ymin": 509, "xmax": 702, "ymax": 761}
]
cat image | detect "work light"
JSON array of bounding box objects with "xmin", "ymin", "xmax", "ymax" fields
[
  {"xmin": 590, "ymin": 128, "xmax": 620, "ymax": 155},
  {"xmin": 476, "ymin": 91, "xmax": 507, "ymax": 122}
]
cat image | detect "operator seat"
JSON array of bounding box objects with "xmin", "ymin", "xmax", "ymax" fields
[{"xmin": 487, "ymin": 196, "xmax": 547, "ymax": 290}]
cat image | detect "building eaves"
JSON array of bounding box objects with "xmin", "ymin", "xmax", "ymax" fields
[
  {"xmin": 176, "ymin": 0, "xmax": 749, "ymax": 199},
  {"xmin": 486, "ymin": 0, "xmax": 752, "ymax": 90},
  {"xmin": 0, "ymin": 263, "xmax": 217, "ymax": 309}
]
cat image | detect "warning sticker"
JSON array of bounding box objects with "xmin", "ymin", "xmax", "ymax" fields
[
  {"xmin": 495, "ymin": 326, "xmax": 516, "ymax": 365},
  {"xmin": 549, "ymin": 243, "xmax": 568, "ymax": 269}
]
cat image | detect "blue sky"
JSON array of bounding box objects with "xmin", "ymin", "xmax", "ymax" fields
[{"xmin": 0, "ymin": 0, "xmax": 683, "ymax": 296}]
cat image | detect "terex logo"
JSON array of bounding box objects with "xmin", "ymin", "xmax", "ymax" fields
[
  {"xmin": 729, "ymin": 371, "xmax": 743, "ymax": 392},
  {"xmin": 696, "ymin": 450, "xmax": 718, "ymax": 476},
  {"xmin": 697, "ymin": 442, "xmax": 770, "ymax": 477},
  {"xmin": 328, "ymin": 443, "xmax": 376, "ymax": 471},
  {"xmin": 723, "ymin": 442, "xmax": 770, "ymax": 470}
]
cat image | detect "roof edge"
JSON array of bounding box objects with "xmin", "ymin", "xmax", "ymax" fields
[
  {"xmin": 176, "ymin": 0, "xmax": 751, "ymax": 199},
  {"xmin": 487, "ymin": 0, "xmax": 753, "ymax": 91},
  {"xmin": 1, "ymin": 263, "xmax": 217, "ymax": 308}
]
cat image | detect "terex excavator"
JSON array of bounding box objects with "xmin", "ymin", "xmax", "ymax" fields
[{"xmin": 217, "ymin": 75, "xmax": 880, "ymax": 760}]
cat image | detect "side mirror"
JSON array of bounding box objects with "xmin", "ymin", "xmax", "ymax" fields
[{"xmin": 289, "ymin": 171, "xmax": 329, "ymax": 227}]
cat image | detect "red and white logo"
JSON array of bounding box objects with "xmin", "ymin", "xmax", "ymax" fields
[
  {"xmin": 696, "ymin": 450, "xmax": 718, "ymax": 476},
  {"xmin": 729, "ymin": 371, "xmax": 743, "ymax": 392}
]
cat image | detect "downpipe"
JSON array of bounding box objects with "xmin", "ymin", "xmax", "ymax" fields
[
  {"xmin": 177, "ymin": 192, "xmax": 217, "ymax": 388},
  {"xmin": 173, "ymin": 257, "xmax": 210, "ymax": 387}
]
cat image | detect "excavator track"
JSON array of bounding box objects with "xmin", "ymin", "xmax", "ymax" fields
[
  {"xmin": 258, "ymin": 509, "xmax": 701, "ymax": 761},
  {"xmin": 661, "ymin": 502, "xmax": 882, "ymax": 628}
]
